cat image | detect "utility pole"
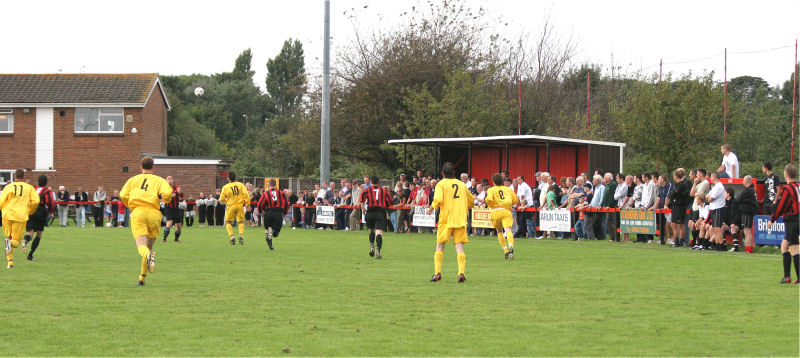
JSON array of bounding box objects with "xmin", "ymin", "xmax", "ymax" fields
[{"xmin": 320, "ymin": 0, "xmax": 331, "ymax": 184}]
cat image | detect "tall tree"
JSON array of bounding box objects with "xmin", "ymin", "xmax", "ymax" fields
[{"xmin": 266, "ymin": 39, "xmax": 307, "ymax": 116}]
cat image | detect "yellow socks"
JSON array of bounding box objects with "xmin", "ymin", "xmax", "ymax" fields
[
  {"xmin": 226, "ymin": 223, "xmax": 234, "ymax": 237},
  {"xmin": 434, "ymin": 251, "xmax": 444, "ymax": 274},
  {"xmin": 136, "ymin": 245, "xmax": 150, "ymax": 281},
  {"xmin": 237, "ymin": 223, "xmax": 245, "ymax": 237},
  {"xmin": 497, "ymin": 232, "xmax": 508, "ymax": 253},
  {"xmin": 457, "ymin": 253, "xmax": 466, "ymax": 275},
  {"xmin": 507, "ymin": 232, "xmax": 515, "ymax": 247}
]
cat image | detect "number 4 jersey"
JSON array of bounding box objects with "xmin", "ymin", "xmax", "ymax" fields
[{"xmin": 120, "ymin": 174, "xmax": 173, "ymax": 211}]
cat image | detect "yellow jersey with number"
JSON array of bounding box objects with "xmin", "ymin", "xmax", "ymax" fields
[
  {"xmin": 120, "ymin": 173, "xmax": 172, "ymax": 212},
  {"xmin": 0, "ymin": 181, "xmax": 39, "ymax": 221},
  {"xmin": 431, "ymin": 178, "xmax": 474, "ymax": 229},
  {"xmin": 220, "ymin": 181, "xmax": 250, "ymax": 207},
  {"xmin": 484, "ymin": 185, "xmax": 518, "ymax": 211}
]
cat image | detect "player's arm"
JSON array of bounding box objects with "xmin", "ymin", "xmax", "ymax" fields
[
  {"xmin": 466, "ymin": 187, "xmax": 475, "ymax": 209},
  {"xmin": 281, "ymin": 191, "xmax": 290, "ymax": 215},
  {"xmin": 484, "ymin": 189, "xmax": 496, "ymax": 207},
  {"xmin": 219, "ymin": 186, "xmax": 229, "ymax": 205},
  {"xmin": 430, "ymin": 183, "xmax": 443, "ymax": 209},
  {"xmin": 0, "ymin": 186, "xmax": 9, "ymax": 211},
  {"xmin": 241, "ymin": 185, "xmax": 251, "ymax": 206},
  {"xmin": 511, "ymin": 190, "xmax": 519, "ymax": 206},
  {"xmin": 360, "ymin": 190, "xmax": 369, "ymax": 209},
  {"xmin": 28, "ymin": 185, "xmax": 41, "ymax": 215},
  {"xmin": 158, "ymin": 179, "xmax": 173, "ymax": 204},
  {"xmin": 119, "ymin": 179, "xmax": 132, "ymax": 207},
  {"xmin": 382, "ymin": 189, "xmax": 392, "ymax": 208}
]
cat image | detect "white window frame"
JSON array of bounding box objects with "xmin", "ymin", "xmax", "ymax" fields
[
  {"xmin": 0, "ymin": 170, "xmax": 14, "ymax": 184},
  {"xmin": 74, "ymin": 107, "xmax": 124, "ymax": 134},
  {"xmin": 0, "ymin": 109, "xmax": 13, "ymax": 133}
]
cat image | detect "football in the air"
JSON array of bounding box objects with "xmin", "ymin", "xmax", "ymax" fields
[{"xmin": 194, "ymin": 87, "xmax": 204, "ymax": 96}]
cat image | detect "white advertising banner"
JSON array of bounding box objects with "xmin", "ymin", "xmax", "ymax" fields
[
  {"xmin": 412, "ymin": 206, "xmax": 436, "ymax": 227},
  {"xmin": 315, "ymin": 206, "xmax": 335, "ymax": 225},
  {"xmin": 538, "ymin": 208, "xmax": 572, "ymax": 232}
]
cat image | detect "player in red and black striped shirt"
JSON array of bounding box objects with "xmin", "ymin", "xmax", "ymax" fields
[
  {"xmin": 23, "ymin": 175, "xmax": 55, "ymax": 261},
  {"xmin": 163, "ymin": 176, "xmax": 184, "ymax": 243},
  {"xmin": 257, "ymin": 179, "xmax": 289, "ymax": 251},
  {"xmin": 359, "ymin": 174, "xmax": 393, "ymax": 259},
  {"xmin": 768, "ymin": 164, "xmax": 800, "ymax": 284}
]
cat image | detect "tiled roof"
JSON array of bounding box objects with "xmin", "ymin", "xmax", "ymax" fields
[{"xmin": 0, "ymin": 73, "xmax": 160, "ymax": 104}]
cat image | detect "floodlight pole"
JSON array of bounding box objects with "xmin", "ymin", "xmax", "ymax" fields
[{"xmin": 320, "ymin": 0, "xmax": 331, "ymax": 184}]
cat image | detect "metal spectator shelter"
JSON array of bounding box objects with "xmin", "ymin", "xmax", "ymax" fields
[{"xmin": 388, "ymin": 135, "xmax": 626, "ymax": 180}]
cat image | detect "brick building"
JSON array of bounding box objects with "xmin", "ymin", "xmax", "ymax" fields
[{"xmin": 0, "ymin": 73, "xmax": 229, "ymax": 195}]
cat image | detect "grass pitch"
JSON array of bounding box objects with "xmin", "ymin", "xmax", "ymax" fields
[{"xmin": 1, "ymin": 225, "xmax": 797, "ymax": 356}]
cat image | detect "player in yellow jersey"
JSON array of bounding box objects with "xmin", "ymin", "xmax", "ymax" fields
[
  {"xmin": 0, "ymin": 169, "xmax": 39, "ymax": 268},
  {"xmin": 120, "ymin": 157, "xmax": 173, "ymax": 286},
  {"xmin": 428, "ymin": 162, "xmax": 474, "ymax": 283},
  {"xmin": 220, "ymin": 172, "xmax": 250, "ymax": 245},
  {"xmin": 484, "ymin": 173, "xmax": 519, "ymax": 260}
]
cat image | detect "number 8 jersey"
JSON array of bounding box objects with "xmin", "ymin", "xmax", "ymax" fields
[
  {"xmin": 120, "ymin": 174, "xmax": 173, "ymax": 211},
  {"xmin": 431, "ymin": 178, "xmax": 474, "ymax": 229}
]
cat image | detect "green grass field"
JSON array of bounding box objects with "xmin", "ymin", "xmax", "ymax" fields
[{"xmin": 1, "ymin": 225, "xmax": 797, "ymax": 356}]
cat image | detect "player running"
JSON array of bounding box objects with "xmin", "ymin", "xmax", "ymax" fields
[
  {"xmin": 256, "ymin": 179, "xmax": 289, "ymax": 252},
  {"xmin": 360, "ymin": 175, "xmax": 393, "ymax": 259},
  {"xmin": 767, "ymin": 164, "xmax": 800, "ymax": 284},
  {"xmin": 220, "ymin": 172, "xmax": 250, "ymax": 245},
  {"xmin": 162, "ymin": 176, "xmax": 184, "ymax": 243},
  {"xmin": 120, "ymin": 156, "xmax": 173, "ymax": 286},
  {"xmin": 0, "ymin": 170, "xmax": 40, "ymax": 268},
  {"xmin": 428, "ymin": 162, "xmax": 475, "ymax": 283},
  {"xmin": 484, "ymin": 173, "xmax": 519, "ymax": 260},
  {"xmin": 22, "ymin": 175, "xmax": 55, "ymax": 261}
]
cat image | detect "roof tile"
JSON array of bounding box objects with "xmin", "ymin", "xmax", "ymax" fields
[{"xmin": 0, "ymin": 73, "xmax": 158, "ymax": 104}]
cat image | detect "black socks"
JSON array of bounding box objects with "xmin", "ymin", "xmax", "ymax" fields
[
  {"xmin": 783, "ymin": 252, "xmax": 791, "ymax": 277},
  {"xmin": 369, "ymin": 232, "xmax": 375, "ymax": 244},
  {"xmin": 793, "ymin": 254, "xmax": 800, "ymax": 280},
  {"xmin": 30, "ymin": 235, "xmax": 41, "ymax": 255},
  {"xmin": 174, "ymin": 231, "xmax": 181, "ymax": 241},
  {"xmin": 163, "ymin": 227, "xmax": 171, "ymax": 239},
  {"xmin": 376, "ymin": 234, "xmax": 383, "ymax": 251}
]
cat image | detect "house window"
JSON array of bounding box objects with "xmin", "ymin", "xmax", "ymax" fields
[
  {"xmin": 74, "ymin": 108, "xmax": 123, "ymax": 133},
  {"xmin": 0, "ymin": 170, "xmax": 13, "ymax": 183},
  {"xmin": 0, "ymin": 109, "xmax": 13, "ymax": 133}
]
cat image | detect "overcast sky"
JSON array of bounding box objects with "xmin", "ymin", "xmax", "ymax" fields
[{"xmin": 2, "ymin": 0, "xmax": 799, "ymax": 89}]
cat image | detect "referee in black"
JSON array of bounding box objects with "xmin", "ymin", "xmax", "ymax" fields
[
  {"xmin": 360, "ymin": 174, "xmax": 393, "ymax": 259},
  {"xmin": 256, "ymin": 179, "xmax": 289, "ymax": 252},
  {"xmin": 162, "ymin": 176, "xmax": 184, "ymax": 242}
]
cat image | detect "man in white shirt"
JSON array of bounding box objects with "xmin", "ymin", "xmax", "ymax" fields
[
  {"xmin": 705, "ymin": 172, "xmax": 727, "ymax": 250},
  {"xmin": 614, "ymin": 173, "xmax": 628, "ymax": 207},
  {"xmin": 538, "ymin": 172, "xmax": 550, "ymax": 208},
  {"xmin": 639, "ymin": 173, "xmax": 657, "ymax": 243},
  {"xmin": 514, "ymin": 175, "xmax": 534, "ymax": 238},
  {"xmin": 461, "ymin": 173, "xmax": 472, "ymax": 189},
  {"xmin": 718, "ymin": 144, "xmax": 739, "ymax": 178}
]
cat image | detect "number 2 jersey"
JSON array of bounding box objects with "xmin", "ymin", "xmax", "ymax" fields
[
  {"xmin": 120, "ymin": 173, "xmax": 173, "ymax": 212},
  {"xmin": 431, "ymin": 178, "xmax": 474, "ymax": 229}
]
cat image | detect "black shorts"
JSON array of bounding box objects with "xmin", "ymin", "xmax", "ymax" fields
[
  {"xmin": 784, "ymin": 216, "xmax": 799, "ymax": 245},
  {"xmin": 710, "ymin": 209, "xmax": 724, "ymax": 228},
  {"xmin": 26, "ymin": 207, "xmax": 48, "ymax": 232},
  {"xmin": 739, "ymin": 213, "xmax": 754, "ymax": 229},
  {"xmin": 670, "ymin": 205, "xmax": 687, "ymax": 224},
  {"xmin": 365, "ymin": 209, "xmax": 387, "ymax": 231},
  {"xmin": 263, "ymin": 209, "xmax": 284, "ymax": 237},
  {"xmin": 690, "ymin": 210, "xmax": 699, "ymax": 222},
  {"xmin": 165, "ymin": 207, "xmax": 184, "ymax": 223}
]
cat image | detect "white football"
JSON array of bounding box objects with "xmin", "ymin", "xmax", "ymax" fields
[
  {"xmin": 105, "ymin": 222, "xmax": 112, "ymax": 227},
  {"xmin": 194, "ymin": 87, "xmax": 204, "ymax": 96}
]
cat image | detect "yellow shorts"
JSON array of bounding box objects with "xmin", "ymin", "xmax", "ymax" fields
[
  {"xmin": 437, "ymin": 226, "xmax": 468, "ymax": 244},
  {"xmin": 2, "ymin": 218, "xmax": 27, "ymax": 242},
  {"xmin": 490, "ymin": 210, "xmax": 513, "ymax": 230},
  {"xmin": 130, "ymin": 208, "xmax": 162, "ymax": 239},
  {"xmin": 225, "ymin": 205, "xmax": 245, "ymax": 223}
]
